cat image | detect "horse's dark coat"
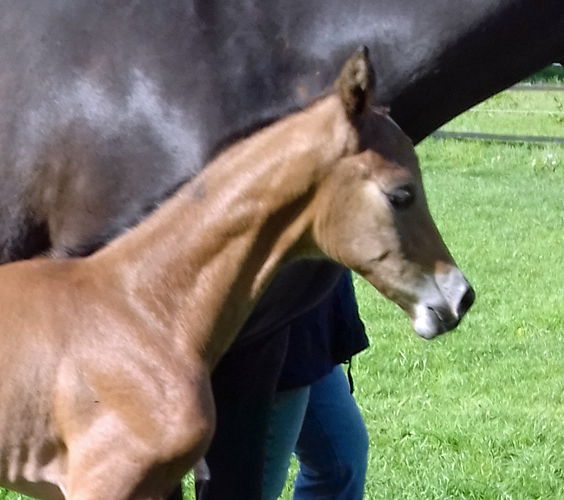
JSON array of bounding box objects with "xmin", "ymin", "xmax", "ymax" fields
[{"xmin": 0, "ymin": 0, "xmax": 563, "ymax": 336}]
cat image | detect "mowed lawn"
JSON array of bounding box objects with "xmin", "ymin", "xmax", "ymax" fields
[{"xmin": 2, "ymin": 90, "xmax": 564, "ymax": 500}]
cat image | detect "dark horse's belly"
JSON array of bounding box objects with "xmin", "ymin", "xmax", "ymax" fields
[{"xmin": 0, "ymin": 0, "xmax": 562, "ymax": 342}]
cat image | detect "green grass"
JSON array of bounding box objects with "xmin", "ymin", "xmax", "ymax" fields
[{"xmin": 3, "ymin": 90, "xmax": 564, "ymax": 500}]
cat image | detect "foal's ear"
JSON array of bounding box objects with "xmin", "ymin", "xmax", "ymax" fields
[{"xmin": 334, "ymin": 46, "xmax": 376, "ymax": 119}]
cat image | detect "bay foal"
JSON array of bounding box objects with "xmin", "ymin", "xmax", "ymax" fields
[{"xmin": 0, "ymin": 50, "xmax": 473, "ymax": 500}]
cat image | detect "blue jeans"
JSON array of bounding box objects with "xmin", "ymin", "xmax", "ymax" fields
[{"xmin": 263, "ymin": 366, "xmax": 368, "ymax": 500}]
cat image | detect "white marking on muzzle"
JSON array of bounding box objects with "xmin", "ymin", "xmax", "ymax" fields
[{"xmin": 411, "ymin": 268, "xmax": 472, "ymax": 339}]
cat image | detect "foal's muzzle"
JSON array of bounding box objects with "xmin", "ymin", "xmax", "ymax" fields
[{"xmin": 412, "ymin": 268, "xmax": 475, "ymax": 339}]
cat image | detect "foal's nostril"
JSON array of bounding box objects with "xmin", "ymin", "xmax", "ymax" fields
[{"xmin": 457, "ymin": 286, "xmax": 475, "ymax": 317}]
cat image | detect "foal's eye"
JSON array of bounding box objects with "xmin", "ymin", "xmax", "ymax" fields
[{"xmin": 386, "ymin": 184, "xmax": 415, "ymax": 209}]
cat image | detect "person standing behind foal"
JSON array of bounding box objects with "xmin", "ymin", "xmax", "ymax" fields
[{"xmin": 263, "ymin": 270, "xmax": 369, "ymax": 499}]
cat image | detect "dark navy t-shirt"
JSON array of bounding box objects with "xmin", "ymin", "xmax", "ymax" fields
[{"xmin": 276, "ymin": 270, "xmax": 369, "ymax": 391}]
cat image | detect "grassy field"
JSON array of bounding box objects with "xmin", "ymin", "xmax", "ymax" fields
[{"xmin": 2, "ymin": 90, "xmax": 564, "ymax": 500}]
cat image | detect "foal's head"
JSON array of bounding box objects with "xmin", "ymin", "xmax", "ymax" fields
[{"xmin": 309, "ymin": 48, "xmax": 474, "ymax": 338}]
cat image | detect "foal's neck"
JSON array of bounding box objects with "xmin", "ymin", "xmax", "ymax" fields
[{"xmin": 96, "ymin": 94, "xmax": 351, "ymax": 368}]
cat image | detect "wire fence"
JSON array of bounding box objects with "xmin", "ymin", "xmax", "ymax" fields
[{"xmin": 432, "ymin": 82, "xmax": 564, "ymax": 144}]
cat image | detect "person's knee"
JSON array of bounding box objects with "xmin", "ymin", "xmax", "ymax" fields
[
  {"xmin": 348, "ymin": 414, "xmax": 369, "ymax": 469},
  {"xmin": 295, "ymin": 453, "xmax": 365, "ymax": 500},
  {"xmin": 296, "ymin": 418, "xmax": 367, "ymax": 494},
  {"xmin": 335, "ymin": 399, "xmax": 368, "ymax": 477},
  {"xmin": 336, "ymin": 424, "xmax": 368, "ymax": 487}
]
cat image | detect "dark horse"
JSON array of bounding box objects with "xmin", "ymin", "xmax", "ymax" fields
[{"xmin": 0, "ymin": 0, "xmax": 562, "ymax": 498}]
